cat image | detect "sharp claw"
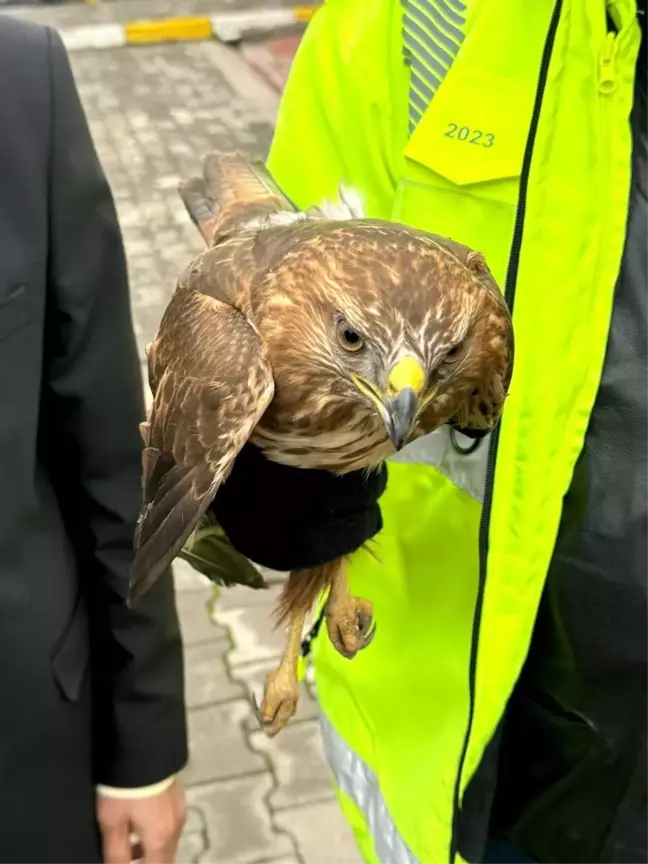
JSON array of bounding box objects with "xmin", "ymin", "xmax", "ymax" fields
[
  {"xmin": 251, "ymin": 692, "xmax": 263, "ymax": 724},
  {"xmin": 360, "ymin": 621, "xmax": 377, "ymax": 649},
  {"xmin": 252, "ymin": 692, "xmax": 275, "ymax": 728}
]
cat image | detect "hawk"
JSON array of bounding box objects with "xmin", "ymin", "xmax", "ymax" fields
[{"xmin": 131, "ymin": 152, "xmax": 514, "ymax": 735}]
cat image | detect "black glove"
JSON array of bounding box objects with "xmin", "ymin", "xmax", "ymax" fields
[{"xmin": 209, "ymin": 443, "xmax": 387, "ymax": 572}]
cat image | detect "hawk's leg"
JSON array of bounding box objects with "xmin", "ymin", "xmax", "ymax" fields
[
  {"xmin": 325, "ymin": 557, "xmax": 376, "ymax": 659},
  {"xmin": 255, "ymin": 608, "xmax": 306, "ymax": 737}
]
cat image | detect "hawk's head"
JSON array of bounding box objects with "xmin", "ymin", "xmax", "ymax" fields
[{"xmin": 258, "ymin": 220, "xmax": 513, "ymax": 452}]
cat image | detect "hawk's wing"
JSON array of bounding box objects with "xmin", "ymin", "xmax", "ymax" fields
[
  {"xmin": 449, "ymin": 250, "xmax": 514, "ymax": 432},
  {"xmin": 414, "ymin": 242, "xmax": 514, "ymax": 436},
  {"xmin": 130, "ymin": 292, "xmax": 274, "ymax": 603},
  {"xmin": 179, "ymin": 151, "xmax": 299, "ymax": 247}
]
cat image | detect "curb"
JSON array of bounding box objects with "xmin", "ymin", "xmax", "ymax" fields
[
  {"xmin": 59, "ymin": 5, "xmax": 318, "ymax": 51},
  {"xmin": 240, "ymin": 35, "xmax": 301, "ymax": 92}
]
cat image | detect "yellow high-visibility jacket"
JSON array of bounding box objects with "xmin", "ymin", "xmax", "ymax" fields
[{"xmin": 263, "ymin": 1, "xmax": 641, "ymax": 861}]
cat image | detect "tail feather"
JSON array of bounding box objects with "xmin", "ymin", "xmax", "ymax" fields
[
  {"xmin": 178, "ymin": 176, "xmax": 217, "ymax": 244},
  {"xmin": 178, "ymin": 150, "xmax": 296, "ymax": 247}
]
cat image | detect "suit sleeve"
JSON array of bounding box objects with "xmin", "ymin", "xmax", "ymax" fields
[{"xmin": 42, "ymin": 28, "xmax": 188, "ymax": 787}]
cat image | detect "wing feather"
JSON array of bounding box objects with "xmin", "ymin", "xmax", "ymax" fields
[{"xmin": 130, "ymin": 293, "xmax": 274, "ymax": 603}]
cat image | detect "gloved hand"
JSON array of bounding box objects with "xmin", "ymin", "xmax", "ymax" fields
[{"xmin": 209, "ymin": 443, "xmax": 387, "ymax": 572}]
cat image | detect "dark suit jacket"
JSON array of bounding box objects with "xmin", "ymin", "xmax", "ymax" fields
[{"xmin": 0, "ymin": 17, "xmax": 187, "ymax": 862}]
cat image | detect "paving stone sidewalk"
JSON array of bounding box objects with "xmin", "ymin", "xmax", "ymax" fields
[
  {"xmin": 61, "ymin": 37, "xmax": 361, "ymax": 864},
  {"xmin": 1, "ymin": 0, "xmax": 303, "ymax": 30}
]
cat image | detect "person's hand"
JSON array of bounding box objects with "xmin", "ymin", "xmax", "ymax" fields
[
  {"xmin": 96, "ymin": 779, "xmax": 186, "ymax": 864},
  {"xmin": 209, "ymin": 443, "xmax": 388, "ymax": 572}
]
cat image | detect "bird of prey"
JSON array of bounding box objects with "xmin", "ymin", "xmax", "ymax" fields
[{"xmin": 131, "ymin": 151, "xmax": 514, "ymax": 736}]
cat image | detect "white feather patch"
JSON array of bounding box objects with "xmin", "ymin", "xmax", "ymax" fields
[
  {"xmin": 240, "ymin": 211, "xmax": 308, "ymax": 233},
  {"xmin": 313, "ymin": 186, "xmax": 365, "ymax": 220},
  {"xmin": 238, "ymin": 185, "xmax": 365, "ymax": 236}
]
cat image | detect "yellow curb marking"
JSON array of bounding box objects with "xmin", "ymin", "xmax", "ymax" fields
[{"xmin": 125, "ymin": 16, "xmax": 214, "ymax": 44}]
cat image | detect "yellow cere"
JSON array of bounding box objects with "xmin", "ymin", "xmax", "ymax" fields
[{"xmin": 388, "ymin": 356, "xmax": 426, "ymax": 396}]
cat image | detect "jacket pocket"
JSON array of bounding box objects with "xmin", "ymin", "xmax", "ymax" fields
[
  {"xmin": 0, "ymin": 282, "xmax": 31, "ymax": 342},
  {"xmin": 405, "ymin": 69, "xmax": 531, "ymax": 187},
  {"xmin": 51, "ymin": 593, "xmax": 90, "ymax": 703},
  {"xmin": 396, "ymin": 69, "xmax": 535, "ymax": 285}
]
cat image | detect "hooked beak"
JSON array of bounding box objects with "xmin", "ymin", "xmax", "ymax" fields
[
  {"xmin": 385, "ymin": 356, "xmax": 426, "ymax": 450},
  {"xmin": 353, "ymin": 356, "xmax": 426, "ymax": 452},
  {"xmin": 385, "ymin": 387, "xmax": 419, "ymax": 450}
]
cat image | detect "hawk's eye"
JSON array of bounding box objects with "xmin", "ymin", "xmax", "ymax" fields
[
  {"xmin": 446, "ymin": 341, "xmax": 464, "ymax": 359},
  {"xmin": 336, "ymin": 322, "xmax": 364, "ymax": 352}
]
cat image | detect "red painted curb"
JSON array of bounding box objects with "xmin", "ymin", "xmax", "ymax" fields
[{"xmin": 240, "ymin": 33, "xmax": 302, "ymax": 92}]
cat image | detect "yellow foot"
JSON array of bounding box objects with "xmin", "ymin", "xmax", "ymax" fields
[
  {"xmin": 325, "ymin": 596, "xmax": 376, "ymax": 659},
  {"xmin": 252, "ymin": 665, "xmax": 300, "ymax": 737}
]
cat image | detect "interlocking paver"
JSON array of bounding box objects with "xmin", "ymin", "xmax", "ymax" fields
[
  {"xmin": 184, "ymin": 699, "xmax": 267, "ymax": 786},
  {"xmin": 262, "ymin": 857, "xmax": 302, "ymax": 864},
  {"xmin": 4, "ymin": 0, "xmax": 302, "ymax": 31},
  {"xmin": 187, "ymin": 774, "xmax": 296, "ymax": 863},
  {"xmin": 177, "ymin": 830, "xmax": 207, "ymax": 864},
  {"xmin": 185, "ymin": 806, "xmax": 206, "ymax": 835},
  {"xmin": 176, "ymin": 589, "xmax": 226, "ymax": 646},
  {"xmin": 184, "ymin": 639, "xmax": 244, "ymax": 708},
  {"xmin": 274, "ymin": 801, "xmax": 364, "ymax": 864},
  {"xmin": 215, "ymin": 604, "xmax": 286, "ymax": 667},
  {"xmin": 250, "ymin": 719, "xmax": 334, "ymax": 811},
  {"xmin": 215, "ymin": 580, "xmax": 286, "ymax": 612},
  {"xmin": 174, "ymin": 558, "xmax": 212, "ymax": 593},
  {"xmin": 178, "ymin": 808, "xmax": 209, "ymax": 864},
  {"xmin": 69, "ymin": 41, "xmax": 278, "ymax": 357}
]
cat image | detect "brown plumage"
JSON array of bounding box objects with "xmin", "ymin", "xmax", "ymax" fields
[{"xmin": 132, "ymin": 151, "xmax": 514, "ymax": 735}]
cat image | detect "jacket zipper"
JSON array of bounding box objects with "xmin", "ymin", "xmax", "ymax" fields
[
  {"xmin": 599, "ymin": 31, "xmax": 618, "ymax": 94},
  {"xmin": 449, "ymin": 1, "xmax": 564, "ymax": 860}
]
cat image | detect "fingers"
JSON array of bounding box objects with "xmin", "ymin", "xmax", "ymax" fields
[
  {"xmin": 97, "ymin": 783, "xmax": 186, "ymax": 864},
  {"xmin": 137, "ymin": 784, "xmax": 186, "ymax": 864},
  {"xmin": 138, "ymin": 819, "xmax": 181, "ymax": 864},
  {"xmin": 99, "ymin": 821, "xmax": 132, "ymax": 864}
]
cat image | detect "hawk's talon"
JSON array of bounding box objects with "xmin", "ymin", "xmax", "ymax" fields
[
  {"xmin": 360, "ymin": 620, "xmax": 377, "ymax": 650},
  {"xmin": 253, "ymin": 666, "xmax": 300, "ymax": 737},
  {"xmin": 326, "ymin": 596, "xmax": 376, "ymax": 659},
  {"xmin": 251, "ymin": 692, "xmax": 264, "ymax": 725}
]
